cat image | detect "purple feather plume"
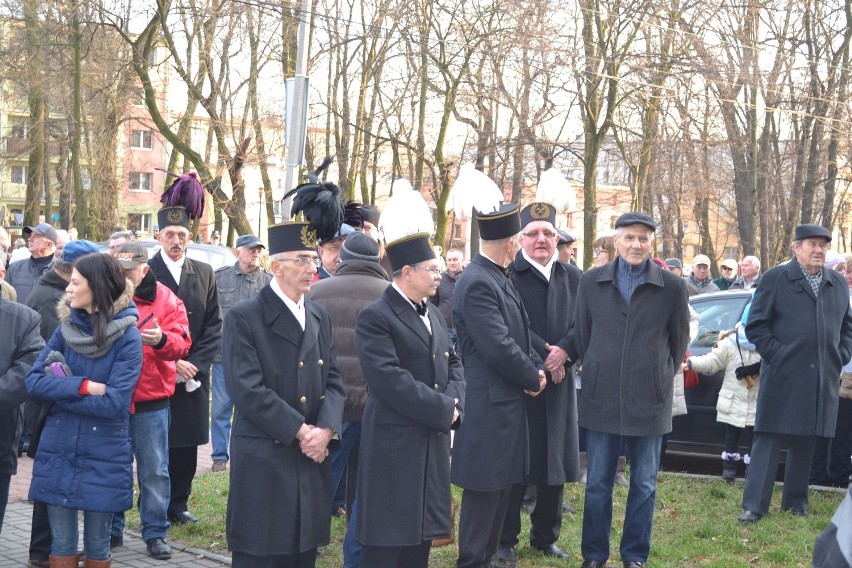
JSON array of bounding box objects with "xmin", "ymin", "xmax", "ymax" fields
[{"xmin": 157, "ymin": 168, "xmax": 205, "ymax": 220}]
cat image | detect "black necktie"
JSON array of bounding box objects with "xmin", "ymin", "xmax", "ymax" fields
[{"xmin": 409, "ymin": 299, "xmax": 427, "ymax": 316}]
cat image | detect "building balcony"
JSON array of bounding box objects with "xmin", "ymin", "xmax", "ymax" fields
[
  {"xmin": 1, "ymin": 137, "xmax": 64, "ymax": 159},
  {"xmin": 0, "ymin": 181, "xmax": 27, "ymax": 202}
]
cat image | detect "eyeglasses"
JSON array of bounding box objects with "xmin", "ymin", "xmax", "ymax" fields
[
  {"xmin": 522, "ymin": 230, "xmax": 557, "ymax": 239},
  {"xmin": 722, "ymin": 267, "xmax": 734, "ymax": 271},
  {"xmin": 413, "ymin": 265, "xmax": 442, "ymax": 276},
  {"xmin": 592, "ymin": 248, "xmax": 605, "ymax": 257},
  {"xmin": 280, "ymin": 256, "xmax": 322, "ymax": 268}
]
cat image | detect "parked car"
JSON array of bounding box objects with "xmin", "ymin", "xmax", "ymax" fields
[
  {"xmin": 98, "ymin": 241, "xmax": 237, "ymax": 271},
  {"xmin": 667, "ymin": 290, "xmax": 755, "ymax": 456}
]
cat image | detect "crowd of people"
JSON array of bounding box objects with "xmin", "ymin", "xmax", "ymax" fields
[{"xmin": 0, "ymin": 170, "xmax": 850, "ymax": 568}]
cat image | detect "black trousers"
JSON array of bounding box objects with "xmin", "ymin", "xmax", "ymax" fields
[
  {"xmin": 29, "ymin": 501, "xmax": 51, "ymax": 561},
  {"xmin": 360, "ymin": 540, "xmax": 432, "ymax": 568},
  {"xmin": 742, "ymin": 432, "xmax": 815, "ymax": 516},
  {"xmin": 810, "ymin": 397, "xmax": 852, "ymax": 487},
  {"xmin": 232, "ymin": 549, "xmax": 318, "ymax": 568},
  {"xmin": 457, "ymin": 486, "xmax": 512, "ymax": 568},
  {"xmin": 500, "ymin": 482, "xmax": 563, "ymax": 548},
  {"xmin": 168, "ymin": 445, "xmax": 197, "ymax": 516}
]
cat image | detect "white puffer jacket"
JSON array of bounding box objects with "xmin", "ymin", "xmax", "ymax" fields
[{"xmin": 688, "ymin": 334, "xmax": 761, "ymax": 428}]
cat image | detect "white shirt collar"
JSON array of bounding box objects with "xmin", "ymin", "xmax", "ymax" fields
[
  {"xmin": 160, "ymin": 251, "xmax": 185, "ymax": 285},
  {"xmin": 391, "ymin": 282, "xmax": 431, "ymax": 334},
  {"xmin": 522, "ymin": 249, "xmax": 557, "ymax": 282},
  {"xmin": 270, "ymin": 277, "xmax": 305, "ymax": 330}
]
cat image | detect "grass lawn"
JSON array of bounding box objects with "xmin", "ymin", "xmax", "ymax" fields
[{"xmin": 124, "ymin": 472, "xmax": 845, "ymax": 567}]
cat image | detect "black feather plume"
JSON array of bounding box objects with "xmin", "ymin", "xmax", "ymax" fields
[
  {"xmin": 343, "ymin": 201, "xmax": 363, "ymax": 229},
  {"xmin": 281, "ymin": 157, "xmax": 343, "ymax": 243}
]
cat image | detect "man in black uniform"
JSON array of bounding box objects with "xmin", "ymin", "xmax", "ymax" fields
[
  {"xmin": 148, "ymin": 204, "xmax": 222, "ymax": 525},
  {"xmin": 452, "ymin": 204, "xmax": 546, "ymax": 568},
  {"xmin": 495, "ymin": 203, "xmax": 582, "ymax": 565}
]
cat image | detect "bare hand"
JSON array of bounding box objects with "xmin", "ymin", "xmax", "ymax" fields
[
  {"xmin": 551, "ymin": 366, "xmax": 565, "ymax": 384},
  {"xmin": 544, "ymin": 344, "xmax": 569, "ymax": 373},
  {"xmin": 525, "ymin": 370, "xmax": 547, "ymax": 397},
  {"xmin": 680, "ymin": 362, "xmax": 689, "ymax": 372},
  {"xmin": 86, "ymin": 381, "xmax": 106, "ymax": 395},
  {"xmin": 140, "ymin": 318, "xmax": 163, "ymax": 347},
  {"xmin": 300, "ymin": 427, "xmax": 333, "ymax": 463},
  {"xmin": 175, "ymin": 359, "xmax": 198, "ymax": 381}
]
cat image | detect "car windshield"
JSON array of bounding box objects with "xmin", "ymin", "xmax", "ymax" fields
[{"xmin": 690, "ymin": 295, "xmax": 751, "ymax": 348}]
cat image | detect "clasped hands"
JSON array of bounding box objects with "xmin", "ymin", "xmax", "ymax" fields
[
  {"xmin": 544, "ymin": 343, "xmax": 569, "ymax": 384},
  {"xmin": 297, "ymin": 424, "xmax": 334, "ymax": 463}
]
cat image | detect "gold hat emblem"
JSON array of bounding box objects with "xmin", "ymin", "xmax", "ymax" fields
[
  {"xmin": 530, "ymin": 203, "xmax": 552, "ymax": 219},
  {"xmin": 167, "ymin": 209, "xmax": 184, "ymax": 224},
  {"xmin": 300, "ymin": 225, "xmax": 318, "ymax": 249}
]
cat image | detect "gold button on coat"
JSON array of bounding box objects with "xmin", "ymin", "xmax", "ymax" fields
[
  {"xmin": 317, "ymin": 359, "xmax": 324, "ymax": 367},
  {"xmin": 300, "ymin": 396, "xmax": 307, "ymax": 404},
  {"xmin": 298, "ymin": 362, "xmax": 304, "ymax": 368}
]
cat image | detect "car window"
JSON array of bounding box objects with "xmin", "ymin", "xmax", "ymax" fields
[{"xmin": 689, "ymin": 296, "xmax": 751, "ymax": 348}]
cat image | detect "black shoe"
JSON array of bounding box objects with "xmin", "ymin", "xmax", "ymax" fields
[
  {"xmin": 580, "ymin": 561, "xmax": 606, "ymax": 568},
  {"xmin": 169, "ymin": 511, "xmax": 198, "ymax": 524},
  {"xmin": 738, "ymin": 510, "xmax": 763, "ymax": 523},
  {"xmin": 782, "ymin": 506, "xmax": 810, "ymax": 517},
  {"xmin": 624, "ymin": 562, "xmax": 645, "ymax": 568},
  {"xmin": 532, "ymin": 543, "xmax": 570, "ymax": 559},
  {"xmin": 146, "ymin": 537, "xmax": 172, "ymax": 560},
  {"xmin": 493, "ymin": 546, "xmax": 517, "ymax": 567},
  {"xmin": 110, "ymin": 534, "xmax": 123, "ymax": 548}
]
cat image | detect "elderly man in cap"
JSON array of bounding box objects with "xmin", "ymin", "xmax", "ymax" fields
[
  {"xmin": 575, "ymin": 212, "xmax": 689, "ymax": 568},
  {"xmin": 739, "ymin": 224, "xmax": 852, "ymax": 523},
  {"xmin": 210, "ymin": 235, "xmax": 272, "ymax": 473},
  {"xmin": 111, "ymin": 241, "xmax": 192, "ymax": 560},
  {"xmin": 452, "ymin": 204, "xmax": 547, "ymax": 568},
  {"xmin": 714, "ymin": 258, "xmax": 740, "ymax": 290},
  {"xmin": 556, "ymin": 229, "xmax": 577, "ymax": 265},
  {"xmin": 495, "ymin": 203, "xmax": 582, "ymax": 565},
  {"xmin": 686, "ymin": 254, "xmax": 720, "ymax": 294},
  {"xmin": 148, "ymin": 205, "xmax": 222, "ymax": 525},
  {"xmin": 223, "ymin": 221, "xmax": 344, "ymax": 568},
  {"xmin": 353, "ymin": 230, "xmax": 465, "ymax": 567},
  {"xmin": 6, "ymin": 223, "xmax": 57, "ymax": 303},
  {"xmin": 315, "ymin": 225, "xmax": 355, "ymax": 280}
]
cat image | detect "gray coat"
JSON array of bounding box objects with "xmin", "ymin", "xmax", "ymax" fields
[
  {"xmin": 575, "ymin": 258, "xmax": 690, "ymax": 436},
  {"xmin": 354, "ymin": 286, "xmax": 464, "ymax": 546},
  {"xmin": 745, "ymin": 260, "xmax": 852, "ymax": 437},
  {"xmin": 308, "ymin": 259, "xmax": 389, "ymax": 422},
  {"xmin": 223, "ymin": 285, "xmax": 345, "ymax": 555},
  {"xmin": 213, "ymin": 262, "xmax": 271, "ymax": 363},
  {"xmin": 450, "ymin": 255, "xmax": 543, "ymax": 491}
]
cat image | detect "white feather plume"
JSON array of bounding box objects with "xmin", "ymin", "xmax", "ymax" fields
[
  {"xmin": 379, "ymin": 179, "xmax": 434, "ymax": 243},
  {"xmin": 535, "ymin": 169, "xmax": 577, "ymax": 213},
  {"xmin": 448, "ymin": 164, "xmax": 504, "ymax": 216}
]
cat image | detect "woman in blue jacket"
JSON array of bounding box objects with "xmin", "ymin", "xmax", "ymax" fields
[{"xmin": 26, "ymin": 253, "xmax": 142, "ymax": 568}]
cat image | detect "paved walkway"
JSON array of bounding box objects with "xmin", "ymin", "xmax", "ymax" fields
[{"xmin": 1, "ymin": 442, "xmax": 232, "ymax": 567}]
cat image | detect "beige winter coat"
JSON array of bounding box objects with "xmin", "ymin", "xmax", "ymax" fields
[{"xmin": 688, "ymin": 336, "xmax": 761, "ymax": 428}]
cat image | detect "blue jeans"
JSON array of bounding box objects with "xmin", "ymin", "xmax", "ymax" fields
[
  {"xmin": 343, "ymin": 497, "xmax": 363, "ymax": 568},
  {"xmin": 112, "ymin": 407, "xmax": 171, "ymax": 541},
  {"xmin": 210, "ymin": 362, "xmax": 232, "ymax": 462},
  {"xmin": 48, "ymin": 505, "xmax": 113, "ymax": 560},
  {"xmin": 448, "ymin": 330, "xmax": 459, "ymax": 353},
  {"xmin": 331, "ymin": 421, "xmax": 361, "ymax": 512},
  {"xmin": 582, "ymin": 430, "xmax": 662, "ymax": 564}
]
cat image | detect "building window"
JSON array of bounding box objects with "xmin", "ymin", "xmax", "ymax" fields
[
  {"xmin": 10, "ymin": 120, "xmax": 28, "ymax": 139},
  {"xmin": 130, "ymin": 130, "xmax": 153, "ymax": 149},
  {"xmin": 11, "ymin": 165, "xmax": 27, "ymax": 185},
  {"xmin": 129, "ymin": 172, "xmax": 152, "ymax": 192},
  {"xmin": 127, "ymin": 213, "xmax": 152, "ymax": 233},
  {"xmin": 724, "ymin": 247, "xmax": 739, "ymax": 259}
]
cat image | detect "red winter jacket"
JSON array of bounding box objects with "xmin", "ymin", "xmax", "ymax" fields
[{"xmin": 131, "ymin": 275, "xmax": 192, "ymax": 413}]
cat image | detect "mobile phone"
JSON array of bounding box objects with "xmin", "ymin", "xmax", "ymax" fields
[{"xmin": 49, "ymin": 362, "xmax": 68, "ymax": 377}]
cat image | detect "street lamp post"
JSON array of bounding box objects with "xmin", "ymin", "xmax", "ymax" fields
[{"xmin": 258, "ymin": 187, "xmax": 264, "ymax": 237}]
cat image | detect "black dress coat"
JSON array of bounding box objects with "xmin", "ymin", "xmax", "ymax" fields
[
  {"xmin": 575, "ymin": 258, "xmax": 690, "ymax": 436},
  {"xmin": 223, "ymin": 285, "xmax": 345, "ymax": 555},
  {"xmin": 148, "ymin": 251, "xmax": 222, "ymax": 447},
  {"xmin": 354, "ymin": 286, "xmax": 465, "ymax": 546},
  {"xmin": 451, "ymin": 254, "xmax": 543, "ymax": 491},
  {"xmin": 511, "ymin": 253, "xmax": 581, "ymax": 485},
  {"xmin": 745, "ymin": 260, "xmax": 852, "ymax": 437}
]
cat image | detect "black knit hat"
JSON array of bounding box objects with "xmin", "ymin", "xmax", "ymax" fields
[
  {"xmin": 340, "ymin": 232, "xmax": 380, "ymax": 263},
  {"xmin": 476, "ymin": 204, "xmax": 521, "ymax": 240},
  {"xmin": 268, "ymin": 222, "xmax": 318, "ymax": 255},
  {"xmin": 385, "ymin": 233, "xmax": 435, "ymax": 272}
]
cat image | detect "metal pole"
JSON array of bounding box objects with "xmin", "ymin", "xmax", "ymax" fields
[{"xmin": 282, "ymin": 0, "xmax": 313, "ymax": 220}]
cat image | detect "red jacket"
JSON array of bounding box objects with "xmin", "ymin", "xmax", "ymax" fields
[{"xmin": 131, "ymin": 277, "xmax": 192, "ymax": 412}]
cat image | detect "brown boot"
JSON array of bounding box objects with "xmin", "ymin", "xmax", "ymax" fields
[
  {"xmin": 83, "ymin": 557, "xmax": 111, "ymax": 568},
  {"xmin": 48, "ymin": 556, "xmax": 79, "ymax": 568},
  {"xmin": 614, "ymin": 456, "xmax": 629, "ymax": 487},
  {"xmin": 579, "ymin": 452, "xmax": 588, "ymax": 484}
]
